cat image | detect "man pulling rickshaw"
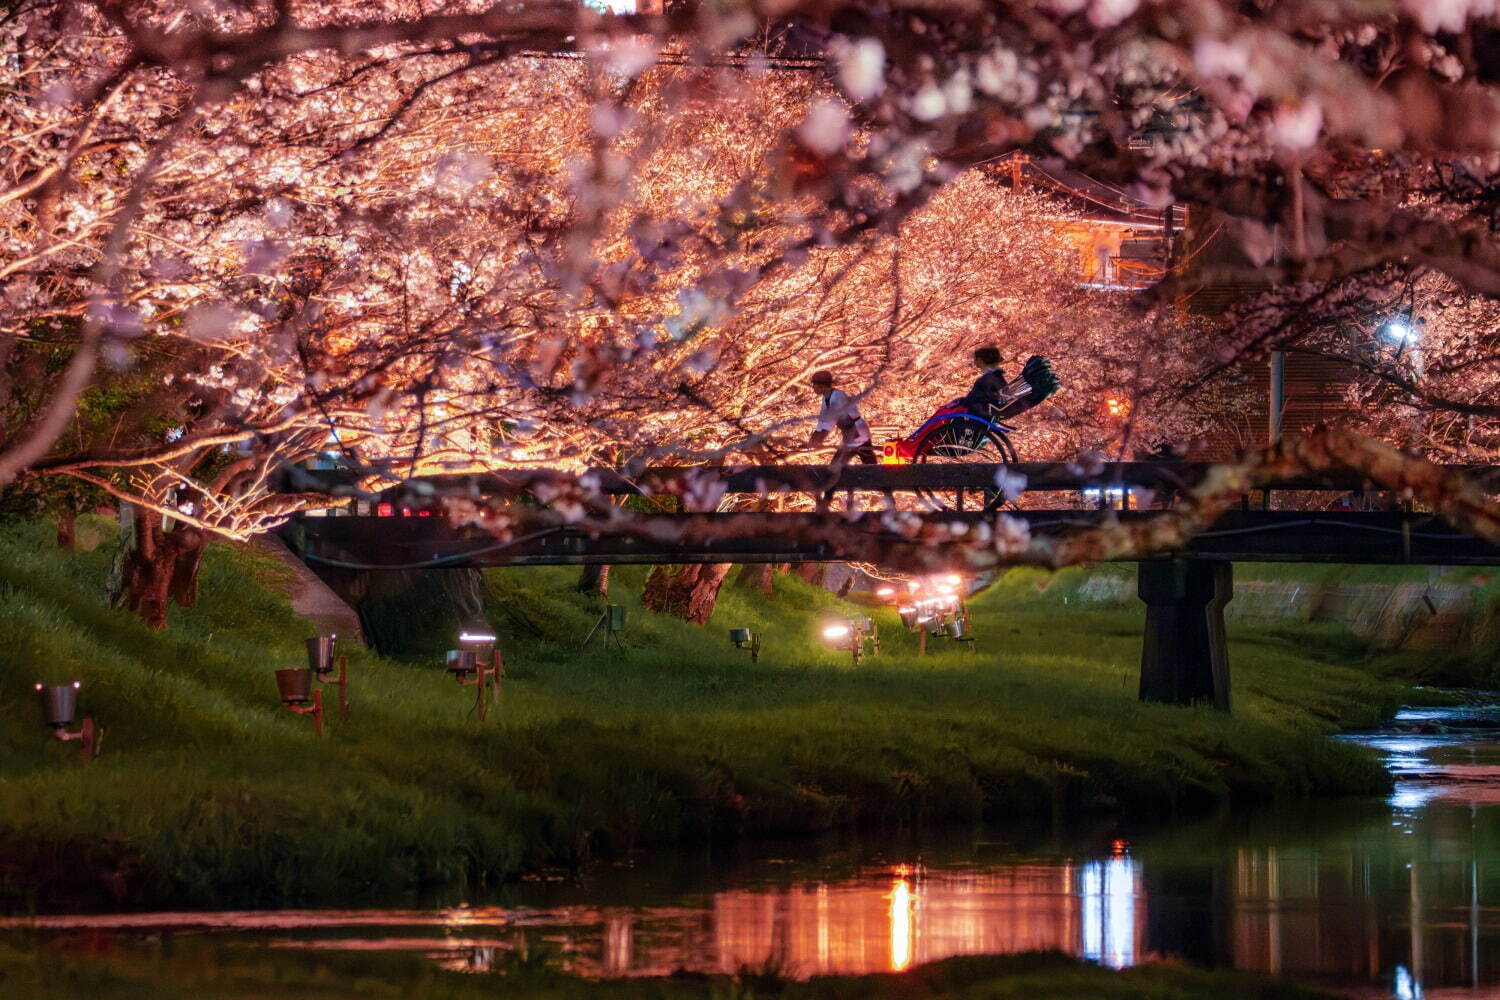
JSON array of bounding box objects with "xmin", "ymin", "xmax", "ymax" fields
[{"xmin": 800, "ymin": 344, "xmax": 1059, "ymax": 510}]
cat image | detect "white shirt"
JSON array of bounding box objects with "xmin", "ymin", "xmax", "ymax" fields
[{"xmin": 816, "ymin": 389, "xmax": 871, "ymax": 447}]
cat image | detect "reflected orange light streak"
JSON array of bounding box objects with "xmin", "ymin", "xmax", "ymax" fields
[{"xmin": 889, "ymin": 878, "xmax": 914, "ymax": 972}]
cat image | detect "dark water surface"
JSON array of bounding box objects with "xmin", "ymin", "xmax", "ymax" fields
[{"xmin": 9, "ymin": 704, "xmax": 1500, "ymax": 998}]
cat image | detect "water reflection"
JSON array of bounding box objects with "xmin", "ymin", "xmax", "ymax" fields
[
  {"xmin": 8, "ymin": 707, "xmax": 1500, "ymax": 997},
  {"xmin": 888, "ymin": 877, "xmax": 912, "ymax": 971},
  {"xmin": 1080, "ymin": 851, "xmax": 1139, "ymax": 969}
]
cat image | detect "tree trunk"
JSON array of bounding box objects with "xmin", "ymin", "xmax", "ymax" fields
[
  {"xmin": 735, "ymin": 562, "xmax": 775, "ymax": 598},
  {"xmin": 576, "ymin": 564, "xmax": 610, "ymax": 599},
  {"xmin": 107, "ymin": 504, "xmax": 207, "ymax": 631},
  {"xmin": 54, "ymin": 510, "xmax": 75, "ymax": 550},
  {"xmin": 642, "ymin": 563, "xmax": 731, "ymax": 624},
  {"xmin": 794, "ymin": 562, "xmax": 826, "ymax": 587},
  {"xmin": 314, "ymin": 565, "xmax": 486, "ymax": 658}
]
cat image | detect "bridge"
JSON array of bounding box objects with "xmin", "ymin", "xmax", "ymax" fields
[{"xmin": 282, "ymin": 461, "xmax": 1500, "ymax": 715}]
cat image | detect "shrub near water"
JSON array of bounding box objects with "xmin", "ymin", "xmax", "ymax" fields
[{"xmin": 0, "ymin": 518, "xmax": 1402, "ymax": 907}]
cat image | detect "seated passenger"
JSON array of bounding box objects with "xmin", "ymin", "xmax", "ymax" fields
[{"xmin": 963, "ymin": 345, "xmax": 1008, "ymax": 415}]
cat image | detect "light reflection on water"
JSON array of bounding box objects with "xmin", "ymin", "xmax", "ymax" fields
[
  {"xmin": 3, "ymin": 861, "xmax": 1146, "ymax": 977},
  {"xmin": 8, "ymin": 706, "xmax": 1500, "ymax": 997}
]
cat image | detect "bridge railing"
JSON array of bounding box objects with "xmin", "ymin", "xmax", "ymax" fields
[{"xmin": 288, "ymin": 462, "xmax": 1500, "ymax": 512}]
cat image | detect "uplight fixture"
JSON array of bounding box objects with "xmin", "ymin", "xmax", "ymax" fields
[
  {"xmin": 274, "ymin": 668, "xmax": 324, "ymax": 739},
  {"xmin": 820, "ymin": 618, "xmax": 878, "ymax": 665},
  {"xmin": 35, "ymin": 681, "xmax": 101, "ymax": 760},
  {"xmin": 898, "ymin": 586, "xmax": 975, "ymax": 655},
  {"xmin": 458, "ymin": 627, "xmax": 498, "ymax": 659},
  {"xmin": 447, "ymin": 627, "xmax": 503, "ymax": 723},
  {"xmin": 728, "ymin": 627, "xmax": 763, "ymax": 663},
  {"xmin": 305, "ymin": 634, "xmax": 349, "ymax": 722}
]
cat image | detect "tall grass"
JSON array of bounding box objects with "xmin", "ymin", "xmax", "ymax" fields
[{"xmin": 0, "ymin": 517, "xmax": 1415, "ymax": 908}]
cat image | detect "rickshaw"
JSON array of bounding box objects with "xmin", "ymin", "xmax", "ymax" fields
[{"xmin": 880, "ymin": 355, "xmax": 1059, "ymax": 511}]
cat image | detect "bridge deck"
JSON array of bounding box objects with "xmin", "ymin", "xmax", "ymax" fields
[
  {"xmin": 294, "ymin": 461, "xmax": 1500, "ymax": 498},
  {"xmin": 283, "ymin": 461, "xmax": 1500, "ymax": 569},
  {"xmin": 288, "ymin": 509, "xmax": 1500, "ymax": 569}
]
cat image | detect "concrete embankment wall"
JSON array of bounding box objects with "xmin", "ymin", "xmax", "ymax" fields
[{"xmin": 1073, "ymin": 570, "xmax": 1499, "ymax": 652}]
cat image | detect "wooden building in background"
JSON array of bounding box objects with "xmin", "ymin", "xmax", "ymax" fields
[{"xmin": 990, "ymin": 153, "xmax": 1360, "ymax": 459}]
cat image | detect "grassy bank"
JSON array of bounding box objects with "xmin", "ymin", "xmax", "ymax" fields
[
  {"xmin": 0, "ymin": 941, "xmax": 1338, "ymax": 1000},
  {"xmin": 0, "ymin": 517, "xmax": 1415, "ymax": 908},
  {"xmin": 1020, "ymin": 559, "xmax": 1500, "ymax": 687}
]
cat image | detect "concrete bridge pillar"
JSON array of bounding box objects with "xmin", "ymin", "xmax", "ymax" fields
[{"xmin": 1137, "ymin": 559, "xmax": 1233, "ymax": 712}]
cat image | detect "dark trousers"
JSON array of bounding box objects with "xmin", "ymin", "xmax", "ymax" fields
[
  {"xmin": 823, "ymin": 442, "xmax": 878, "ymax": 503},
  {"xmin": 834, "ymin": 442, "xmax": 878, "ymax": 465}
]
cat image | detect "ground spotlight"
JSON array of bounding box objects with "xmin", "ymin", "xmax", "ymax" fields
[
  {"xmin": 728, "ymin": 627, "xmax": 763, "ymax": 663},
  {"xmin": 305, "ymin": 634, "xmax": 349, "ymax": 722},
  {"xmin": 459, "ymin": 627, "xmax": 497, "ymax": 659},
  {"xmin": 34, "ymin": 681, "xmax": 101, "ymax": 760},
  {"xmin": 896, "ymin": 588, "xmax": 976, "ymax": 655},
  {"xmin": 820, "ymin": 618, "xmax": 879, "ymax": 665},
  {"xmin": 274, "ymin": 668, "xmax": 324, "ymax": 739},
  {"xmin": 447, "ymin": 626, "xmax": 503, "ymax": 723}
]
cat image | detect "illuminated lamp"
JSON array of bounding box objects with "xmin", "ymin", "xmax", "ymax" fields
[
  {"xmin": 1382, "ymin": 318, "xmax": 1416, "ymax": 344},
  {"xmin": 446, "ymin": 636, "xmax": 502, "ymax": 723},
  {"xmin": 305, "ymin": 635, "xmax": 349, "ymax": 722},
  {"xmin": 821, "ymin": 619, "xmax": 877, "ymax": 665},
  {"xmin": 458, "ymin": 627, "xmax": 497, "ymax": 660}
]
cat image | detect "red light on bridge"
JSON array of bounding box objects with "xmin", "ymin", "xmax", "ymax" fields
[{"xmin": 376, "ymin": 503, "xmax": 394, "ymax": 517}]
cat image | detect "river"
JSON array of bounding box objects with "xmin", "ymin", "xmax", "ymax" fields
[{"xmin": 7, "ymin": 703, "xmax": 1500, "ymax": 998}]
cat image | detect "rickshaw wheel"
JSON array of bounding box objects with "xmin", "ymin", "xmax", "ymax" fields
[{"xmin": 912, "ymin": 419, "xmax": 1018, "ymax": 512}]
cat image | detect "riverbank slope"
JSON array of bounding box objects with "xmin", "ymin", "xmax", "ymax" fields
[
  {"xmin": 0, "ymin": 518, "xmax": 1417, "ymax": 908},
  {"xmin": 0, "ymin": 943, "xmax": 1339, "ymax": 1000}
]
